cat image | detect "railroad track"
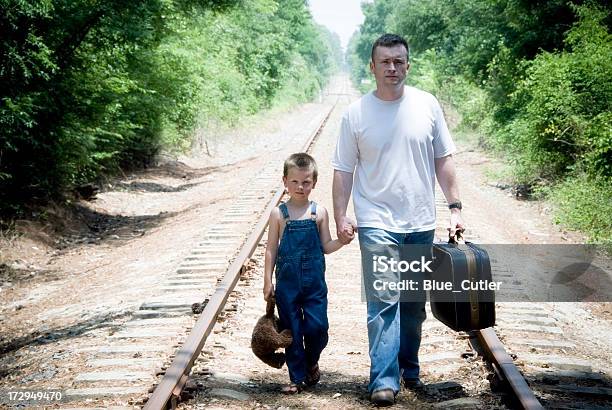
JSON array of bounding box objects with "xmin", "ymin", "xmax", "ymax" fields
[
  {"xmin": 2, "ymin": 76, "xmax": 609, "ymax": 409},
  {"xmin": 90, "ymin": 78, "xmax": 609, "ymax": 408},
  {"xmin": 139, "ymin": 81, "xmax": 608, "ymax": 409},
  {"xmin": 142, "ymin": 101, "xmax": 337, "ymax": 409},
  {"xmin": 140, "ymin": 78, "xmax": 360, "ymax": 409}
]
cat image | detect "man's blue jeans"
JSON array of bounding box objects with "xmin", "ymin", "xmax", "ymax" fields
[{"xmin": 358, "ymin": 227, "xmax": 434, "ymax": 394}]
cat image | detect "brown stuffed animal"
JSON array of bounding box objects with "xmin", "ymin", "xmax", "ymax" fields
[{"xmin": 251, "ymin": 298, "xmax": 293, "ymax": 368}]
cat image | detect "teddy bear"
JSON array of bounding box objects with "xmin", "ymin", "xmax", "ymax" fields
[{"xmin": 251, "ymin": 298, "xmax": 293, "ymax": 368}]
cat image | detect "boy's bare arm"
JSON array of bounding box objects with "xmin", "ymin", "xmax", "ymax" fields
[
  {"xmin": 318, "ymin": 207, "xmax": 345, "ymax": 254},
  {"xmin": 263, "ymin": 208, "xmax": 281, "ymax": 300}
]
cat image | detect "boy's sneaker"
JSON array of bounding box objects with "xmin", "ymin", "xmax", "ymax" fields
[
  {"xmin": 402, "ymin": 378, "xmax": 424, "ymax": 390},
  {"xmin": 370, "ymin": 388, "xmax": 395, "ymax": 406}
]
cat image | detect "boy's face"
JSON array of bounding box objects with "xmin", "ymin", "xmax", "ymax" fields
[{"xmin": 283, "ymin": 167, "xmax": 316, "ymax": 200}]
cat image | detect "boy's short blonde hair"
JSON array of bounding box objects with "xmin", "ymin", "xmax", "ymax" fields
[{"xmin": 283, "ymin": 153, "xmax": 318, "ymax": 181}]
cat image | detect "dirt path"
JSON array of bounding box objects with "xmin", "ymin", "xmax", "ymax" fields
[{"xmin": 0, "ymin": 75, "xmax": 608, "ymax": 408}]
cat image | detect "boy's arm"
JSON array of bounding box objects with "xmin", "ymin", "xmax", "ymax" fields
[
  {"xmin": 318, "ymin": 206, "xmax": 345, "ymax": 254},
  {"xmin": 263, "ymin": 208, "xmax": 281, "ymax": 300}
]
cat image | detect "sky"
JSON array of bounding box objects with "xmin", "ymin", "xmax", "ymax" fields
[{"xmin": 307, "ymin": 0, "xmax": 366, "ymax": 51}]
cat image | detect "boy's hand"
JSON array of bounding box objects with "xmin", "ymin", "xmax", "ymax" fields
[
  {"xmin": 263, "ymin": 282, "xmax": 275, "ymax": 301},
  {"xmin": 338, "ymin": 234, "xmax": 352, "ymax": 245}
]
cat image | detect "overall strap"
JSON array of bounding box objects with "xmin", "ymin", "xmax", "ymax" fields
[
  {"xmin": 309, "ymin": 201, "xmax": 317, "ymax": 221},
  {"xmin": 279, "ymin": 203, "xmax": 290, "ymax": 221}
]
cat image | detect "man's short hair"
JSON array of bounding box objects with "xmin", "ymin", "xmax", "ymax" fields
[
  {"xmin": 371, "ymin": 33, "xmax": 410, "ymax": 62},
  {"xmin": 283, "ymin": 153, "xmax": 318, "ymax": 181}
]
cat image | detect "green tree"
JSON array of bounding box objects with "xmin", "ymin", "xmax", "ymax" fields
[
  {"xmin": 0, "ymin": 0, "xmax": 338, "ymax": 216},
  {"xmin": 348, "ymin": 0, "xmax": 611, "ymax": 242}
]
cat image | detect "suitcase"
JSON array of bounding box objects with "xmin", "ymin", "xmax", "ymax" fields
[{"xmin": 430, "ymin": 234, "xmax": 495, "ymax": 331}]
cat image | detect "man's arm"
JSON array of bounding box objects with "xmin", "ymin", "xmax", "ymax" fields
[
  {"xmin": 435, "ymin": 154, "xmax": 465, "ymax": 238},
  {"xmin": 332, "ymin": 169, "xmax": 356, "ymax": 243}
]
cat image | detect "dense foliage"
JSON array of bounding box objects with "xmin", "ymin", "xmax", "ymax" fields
[
  {"xmin": 0, "ymin": 0, "xmax": 340, "ymax": 216},
  {"xmin": 349, "ymin": 0, "xmax": 611, "ymax": 243}
]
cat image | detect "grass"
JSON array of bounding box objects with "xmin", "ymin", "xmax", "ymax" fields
[{"xmin": 545, "ymin": 175, "xmax": 612, "ymax": 245}]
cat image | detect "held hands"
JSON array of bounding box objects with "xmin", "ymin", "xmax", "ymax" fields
[
  {"xmin": 338, "ymin": 226, "xmax": 354, "ymax": 245},
  {"xmin": 337, "ymin": 216, "xmax": 357, "ymax": 245}
]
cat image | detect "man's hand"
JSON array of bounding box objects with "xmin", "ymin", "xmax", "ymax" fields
[
  {"xmin": 263, "ymin": 282, "xmax": 275, "ymax": 301},
  {"xmin": 447, "ymin": 210, "xmax": 465, "ymax": 239},
  {"xmin": 336, "ymin": 216, "xmax": 357, "ymax": 244}
]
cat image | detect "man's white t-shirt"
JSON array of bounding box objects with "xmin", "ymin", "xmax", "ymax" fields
[{"xmin": 332, "ymin": 86, "xmax": 456, "ymax": 233}]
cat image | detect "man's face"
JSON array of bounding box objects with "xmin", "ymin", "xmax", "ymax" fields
[{"xmin": 370, "ymin": 44, "xmax": 409, "ymax": 88}]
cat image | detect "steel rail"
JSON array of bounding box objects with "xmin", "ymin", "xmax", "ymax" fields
[
  {"xmin": 476, "ymin": 328, "xmax": 544, "ymax": 409},
  {"xmin": 144, "ymin": 104, "xmax": 335, "ymax": 409}
]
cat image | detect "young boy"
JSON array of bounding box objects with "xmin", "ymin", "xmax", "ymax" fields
[{"xmin": 263, "ymin": 152, "xmax": 350, "ymax": 394}]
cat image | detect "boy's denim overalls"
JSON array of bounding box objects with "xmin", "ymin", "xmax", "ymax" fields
[{"xmin": 274, "ymin": 201, "xmax": 329, "ymax": 384}]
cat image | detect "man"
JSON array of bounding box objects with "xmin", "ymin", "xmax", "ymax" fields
[{"xmin": 331, "ymin": 33, "xmax": 464, "ymax": 406}]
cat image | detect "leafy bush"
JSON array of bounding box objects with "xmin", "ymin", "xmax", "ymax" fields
[
  {"xmin": 497, "ymin": 4, "xmax": 611, "ymax": 182},
  {"xmin": 347, "ymin": 0, "xmax": 611, "ymax": 242}
]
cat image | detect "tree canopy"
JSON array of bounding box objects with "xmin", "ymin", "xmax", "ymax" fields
[
  {"xmin": 0, "ymin": 0, "xmax": 340, "ymax": 216},
  {"xmin": 348, "ymin": 0, "xmax": 611, "ymax": 242}
]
